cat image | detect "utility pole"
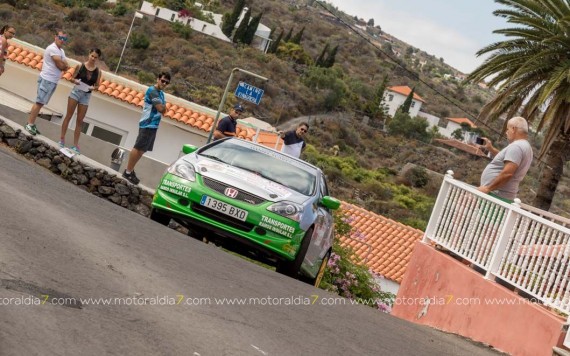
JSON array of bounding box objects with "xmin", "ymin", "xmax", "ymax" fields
[{"xmin": 115, "ymin": 11, "xmax": 144, "ymax": 74}]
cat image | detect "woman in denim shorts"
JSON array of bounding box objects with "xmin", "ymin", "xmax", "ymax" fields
[{"xmin": 59, "ymin": 48, "xmax": 102, "ymax": 154}]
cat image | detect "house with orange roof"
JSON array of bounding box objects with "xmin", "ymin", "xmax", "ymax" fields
[
  {"xmin": 383, "ymin": 85, "xmax": 426, "ymax": 117},
  {"xmin": 0, "ymin": 38, "xmax": 281, "ymax": 169},
  {"xmin": 437, "ymin": 117, "xmax": 478, "ymax": 143},
  {"xmin": 339, "ymin": 202, "xmax": 423, "ymax": 295}
]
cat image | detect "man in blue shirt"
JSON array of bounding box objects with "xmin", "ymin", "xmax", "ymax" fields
[
  {"xmin": 213, "ymin": 104, "xmax": 244, "ymax": 140},
  {"xmin": 122, "ymin": 72, "xmax": 171, "ymax": 185}
]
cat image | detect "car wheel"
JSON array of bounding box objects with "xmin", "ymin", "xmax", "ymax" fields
[
  {"xmin": 276, "ymin": 227, "xmax": 313, "ymax": 279},
  {"xmin": 310, "ymin": 250, "xmax": 331, "ymax": 287},
  {"xmin": 150, "ymin": 208, "xmax": 170, "ymax": 226}
]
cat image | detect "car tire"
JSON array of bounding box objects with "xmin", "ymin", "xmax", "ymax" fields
[
  {"xmin": 276, "ymin": 227, "xmax": 313, "ymax": 279},
  {"xmin": 150, "ymin": 208, "xmax": 170, "ymax": 226},
  {"xmin": 309, "ymin": 249, "xmax": 330, "ymax": 287}
]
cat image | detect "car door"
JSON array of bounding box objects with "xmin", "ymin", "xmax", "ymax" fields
[{"xmin": 304, "ymin": 173, "xmax": 334, "ymax": 267}]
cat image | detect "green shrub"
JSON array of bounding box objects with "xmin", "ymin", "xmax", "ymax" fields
[
  {"xmin": 404, "ymin": 166, "xmax": 429, "ymax": 188},
  {"xmin": 171, "ymin": 22, "xmax": 192, "ymax": 40},
  {"xmin": 130, "ymin": 32, "xmax": 150, "ymax": 49},
  {"xmin": 137, "ymin": 71, "xmax": 155, "ymax": 85},
  {"xmin": 111, "ymin": 3, "xmax": 128, "ymax": 17}
]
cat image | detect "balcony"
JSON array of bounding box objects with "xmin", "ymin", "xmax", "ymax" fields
[{"xmin": 393, "ymin": 170, "xmax": 570, "ymax": 356}]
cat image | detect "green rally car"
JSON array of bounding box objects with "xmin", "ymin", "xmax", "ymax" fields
[{"xmin": 150, "ymin": 138, "xmax": 340, "ymax": 285}]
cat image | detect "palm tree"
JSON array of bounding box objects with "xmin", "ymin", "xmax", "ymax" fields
[{"xmin": 467, "ymin": 0, "xmax": 570, "ymax": 211}]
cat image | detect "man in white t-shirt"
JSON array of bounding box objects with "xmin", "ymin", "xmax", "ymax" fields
[
  {"xmin": 279, "ymin": 122, "xmax": 308, "ymax": 158},
  {"xmin": 478, "ymin": 116, "xmax": 533, "ymax": 201},
  {"xmin": 25, "ymin": 30, "xmax": 70, "ymax": 136}
]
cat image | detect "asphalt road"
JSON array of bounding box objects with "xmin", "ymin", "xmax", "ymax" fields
[{"xmin": 0, "ymin": 144, "xmax": 502, "ymax": 356}]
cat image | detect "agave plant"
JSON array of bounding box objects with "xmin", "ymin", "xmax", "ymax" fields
[{"xmin": 467, "ymin": 0, "xmax": 570, "ymax": 210}]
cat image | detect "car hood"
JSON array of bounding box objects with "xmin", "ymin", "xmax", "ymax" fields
[{"xmin": 191, "ymin": 156, "xmax": 310, "ymax": 204}]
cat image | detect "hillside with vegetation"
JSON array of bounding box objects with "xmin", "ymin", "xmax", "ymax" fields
[{"xmin": 1, "ymin": 0, "xmax": 568, "ymax": 228}]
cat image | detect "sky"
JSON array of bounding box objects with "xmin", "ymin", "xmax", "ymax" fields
[{"xmin": 324, "ymin": 0, "xmax": 508, "ymax": 74}]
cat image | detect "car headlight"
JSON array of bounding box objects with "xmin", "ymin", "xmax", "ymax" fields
[
  {"xmin": 167, "ymin": 159, "xmax": 196, "ymax": 182},
  {"xmin": 267, "ymin": 201, "xmax": 303, "ymax": 222}
]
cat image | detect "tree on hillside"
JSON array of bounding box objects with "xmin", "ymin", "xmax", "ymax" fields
[
  {"xmin": 367, "ymin": 18, "xmax": 374, "ymax": 27},
  {"xmin": 291, "ymin": 26, "xmax": 305, "ymax": 44},
  {"xmin": 268, "ymin": 29, "xmax": 283, "ymax": 54},
  {"xmin": 467, "ymin": 0, "xmax": 570, "ymax": 210},
  {"xmin": 387, "ymin": 111, "xmax": 430, "ymax": 142},
  {"xmin": 232, "ymin": 7, "xmax": 251, "ymax": 43},
  {"xmin": 366, "ymin": 75, "xmax": 389, "ymax": 125},
  {"xmin": 399, "ymin": 87, "xmax": 415, "ymax": 114},
  {"xmin": 323, "ymin": 44, "xmax": 339, "ymax": 68},
  {"xmin": 283, "ymin": 27, "xmax": 293, "ymax": 42},
  {"xmin": 221, "ymin": 0, "xmax": 245, "ymax": 38},
  {"xmin": 243, "ymin": 12, "xmax": 262, "ymax": 45},
  {"xmin": 451, "ymin": 128, "xmax": 464, "ymax": 141},
  {"xmin": 315, "ymin": 43, "xmax": 329, "ymax": 67}
]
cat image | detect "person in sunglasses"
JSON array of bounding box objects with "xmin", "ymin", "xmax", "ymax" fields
[
  {"xmin": 25, "ymin": 30, "xmax": 70, "ymax": 136},
  {"xmin": 122, "ymin": 72, "xmax": 171, "ymax": 185},
  {"xmin": 0, "ymin": 25, "xmax": 16, "ymax": 76},
  {"xmin": 278, "ymin": 122, "xmax": 309, "ymax": 158}
]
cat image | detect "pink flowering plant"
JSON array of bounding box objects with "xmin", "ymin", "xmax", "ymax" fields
[{"xmin": 318, "ymin": 211, "xmax": 395, "ymax": 313}]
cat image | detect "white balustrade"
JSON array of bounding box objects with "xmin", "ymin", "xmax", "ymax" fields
[{"xmin": 424, "ymin": 173, "xmax": 570, "ymax": 317}]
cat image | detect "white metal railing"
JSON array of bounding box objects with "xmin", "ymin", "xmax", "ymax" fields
[{"xmin": 423, "ymin": 171, "xmax": 570, "ymax": 318}]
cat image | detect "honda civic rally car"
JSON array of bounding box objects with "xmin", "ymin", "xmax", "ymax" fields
[{"xmin": 150, "ymin": 138, "xmax": 340, "ymax": 285}]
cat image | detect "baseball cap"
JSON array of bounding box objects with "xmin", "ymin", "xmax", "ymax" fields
[{"xmin": 233, "ymin": 104, "xmax": 244, "ymax": 112}]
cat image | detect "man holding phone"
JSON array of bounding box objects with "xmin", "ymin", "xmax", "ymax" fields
[{"xmin": 477, "ymin": 116, "xmax": 533, "ymax": 201}]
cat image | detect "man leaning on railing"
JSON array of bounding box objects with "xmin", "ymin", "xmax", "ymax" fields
[{"xmin": 477, "ymin": 116, "xmax": 533, "ymax": 203}]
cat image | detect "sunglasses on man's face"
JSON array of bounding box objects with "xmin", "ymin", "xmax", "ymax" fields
[
  {"xmin": 160, "ymin": 79, "xmax": 170, "ymax": 85},
  {"xmin": 299, "ymin": 128, "xmax": 308, "ymax": 133},
  {"xmin": 57, "ymin": 35, "xmax": 68, "ymax": 42}
]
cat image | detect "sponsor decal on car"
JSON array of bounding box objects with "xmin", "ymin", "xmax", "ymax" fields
[
  {"xmin": 159, "ymin": 179, "xmax": 191, "ymax": 197},
  {"xmin": 259, "ymin": 215, "xmax": 295, "ymax": 238}
]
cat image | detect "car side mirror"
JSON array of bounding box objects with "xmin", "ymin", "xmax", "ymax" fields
[
  {"xmin": 182, "ymin": 144, "xmax": 198, "ymax": 155},
  {"xmin": 321, "ymin": 196, "xmax": 341, "ymax": 210}
]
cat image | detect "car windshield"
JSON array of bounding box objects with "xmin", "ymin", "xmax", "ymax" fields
[{"xmin": 198, "ymin": 140, "xmax": 317, "ymax": 195}]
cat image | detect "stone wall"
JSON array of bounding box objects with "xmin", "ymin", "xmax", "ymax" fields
[{"xmin": 0, "ymin": 119, "xmax": 154, "ymax": 217}]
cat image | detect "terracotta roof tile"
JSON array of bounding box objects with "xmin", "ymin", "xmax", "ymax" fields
[
  {"xmin": 434, "ymin": 139, "xmax": 488, "ymax": 158},
  {"xmin": 447, "ymin": 117, "xmax": 477, "ymax": 128},
  {"xmin": 338, "ymin": 202, "xmax": 424, "ymax": 283},
  {"xmin": 387, "ymin": 85, "xmax": 426, "ymax": 103},
  {"xmin": 7, "ymin": 43, "xmax": 283, "ymax": 148}
]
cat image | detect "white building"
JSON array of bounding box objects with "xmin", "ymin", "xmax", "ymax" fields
[
  {"xmin": 417, "ymin": 111, "xmax": 440, "ymax": 127},
  {"xmin": 437, "ymin": 117, "xmax": 478, "ymax": 142},
  {"xmin": 383, "ymin": 85, "xmax": 425, "ymax": 117},
  {"xmin": 139, "ymin": 2, "xmax": 271, "ymax": 52},
  {"xmin": 140, "ymin": 1, "xmax": 230, "ymax": 43}
]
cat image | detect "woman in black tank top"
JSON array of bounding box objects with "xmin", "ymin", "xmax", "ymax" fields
[{"xmin": 59, "ymin": 48, "xmax": 102, "ymax": 154}]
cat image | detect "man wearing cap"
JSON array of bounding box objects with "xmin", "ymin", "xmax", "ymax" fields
[{"xmin": 214, "ymin": 104, "xmax": 244, "ymax": 140}]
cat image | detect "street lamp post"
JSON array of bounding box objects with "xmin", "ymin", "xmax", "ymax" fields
[
  {"xmin": 206, "ymin": 68, "xmax": 269, "ymax": 143},
  {"xmin": 115, "ymin": 11, "xmax": 143, "ymax": 74}
]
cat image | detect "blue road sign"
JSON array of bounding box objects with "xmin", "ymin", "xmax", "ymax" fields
[{"xmin": 234, "ymin": 81, "xmax": 264, "ymax": 105}]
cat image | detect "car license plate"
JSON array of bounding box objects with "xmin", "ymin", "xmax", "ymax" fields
[{"xmin": 200, "ymin": 195, "xmax": 248, "ymax": 221}]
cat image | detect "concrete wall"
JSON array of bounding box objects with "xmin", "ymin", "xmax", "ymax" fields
[{"xmin": 392, "ymin": 242, "xmax": 566, "ymax": 356}]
